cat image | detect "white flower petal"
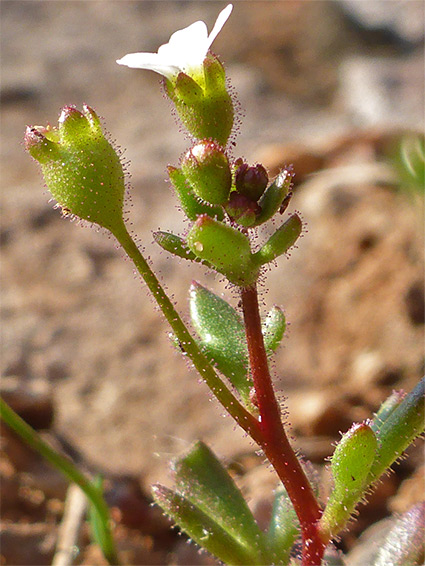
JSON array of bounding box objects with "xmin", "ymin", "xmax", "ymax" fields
[
  {"xmin": 116, "ymin": 53, "xmax": 179, "ymax": 80},
  {"xmin": 163, "ymin": 21, "xmax": 210, "ymax": 69},
  {"xmin": 207, "ymin": 4, "xmax": 233, "ymax": 51},
  {"xmin": 116, "ymin": 4, "xmax": 233, "ymax": 79}
]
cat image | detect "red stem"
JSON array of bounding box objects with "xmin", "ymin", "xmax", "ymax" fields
[{"xmin": 240, "ymin": 284, "xmax": 326, "ymax": 565}]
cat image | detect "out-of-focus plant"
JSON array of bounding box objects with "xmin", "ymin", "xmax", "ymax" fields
[
  {"xmin": 392, "ymin": 134, "xmax": 425, "ymax": 198},
  {"xmin": 1, "ymin": 4, "xmax": 424, "ymax": 565}
]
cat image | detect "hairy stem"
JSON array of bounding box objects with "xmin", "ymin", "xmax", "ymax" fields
[
  {"xmin": 240, "ymin": 284, "xmax": 326, "ymax": 565},
  {"xmin": 0, "ymin": 398, "xmax": 119, "ymax": 565},
  {"xmin": 111, "ymin": 221, "xmax": 262, "ymax": 444}
]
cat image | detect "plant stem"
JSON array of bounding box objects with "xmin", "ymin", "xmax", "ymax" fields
[
  {"xmin": 240, "ymin": 284, "xmax": 326, "ymax": 566},
  {"xmin": 111, "ymin": 222, "xmax": 262, "ymax": 445},
  {"xmin": 0, "ymin": 398, "xmax": 119, "ymax": 565}
]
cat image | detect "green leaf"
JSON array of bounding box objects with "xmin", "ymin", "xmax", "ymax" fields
[
  {"xmin": 370, "ymin": 390, "xmax": 406, "ymax": 434},
  {"xmin": 189, "ymin": 282, "xmax": 251, "ymax": 405},
  {"xmin": 87, "ymin": 476, "xmax": 109, "ymax": 556},
  {"xmin": 252, "ymin": 214, "xmax": 302, "ymax": 266},
  {"xmin": 319, "ymin": 422, "xmax": 378, "ymax": 539},
  {"xmin": 152, "ymin": 484, "xmax": 260, "ymax": 565},
  {"xmin": 253, "ymin": 169, "xmax": 293, "ymax": 226},
  {"xmin": 172, "ymin": 442, "xmax": 267, "ymax": 563},
  {"xmin": 187, "ymin": 215, "xmax": 259, "ymax": 286},
  {"xmin": 153, "ymin": 231, "xmax": 199, "ymax": 261},
  {"xmin": 262, "ymin": 306, "xmax": 286, "ymax": 355},
  {"xmin": 168, "ymin": 166, "xmax": 224, "ymax": 221},
  {"xmin": 368, "ymin": 377, "xmax": 425, "ymax": 484},
  {"xmin": 267, "ymin": 488, "xmax": 299, "ymax": 564}
]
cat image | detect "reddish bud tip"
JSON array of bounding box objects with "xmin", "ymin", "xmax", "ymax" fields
[
  {"xmin": 194, "ymin": 213, "xmax": 212, "ymax": 228},
  {"xmin": 24, "ymin": 126, "xmax": 46, "ymax": 150},
  {"xmin": 235, "ymin": 162, "xmax": 269, "ymax": 202},
  {"xmin": 58, "ymin": 105, "xmax": 84, "ymax": 124}
]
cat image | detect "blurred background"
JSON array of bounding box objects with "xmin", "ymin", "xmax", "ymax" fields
[{"xmin": 1, "ymin": 1, "xmax": 424, "ymax": 564}]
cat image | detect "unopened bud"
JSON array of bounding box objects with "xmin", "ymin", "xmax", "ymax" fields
[
  {"xmin": 187, "ymin": 214, "xmax": 259, "ymax": 286},
  {"xmin": 235, "ymin": 163, "xmax": 268, "ymax": 202},
  {"xmin": 226, "ymin": 192, "xmax": 261, "ymax": 227},
  {"xmin": 181, "ymin": 141, "xmax": 231, "ymax": 206},
  {"xmin": 25, "ymin": 105, "xmax": 125, "ymax": 233}
]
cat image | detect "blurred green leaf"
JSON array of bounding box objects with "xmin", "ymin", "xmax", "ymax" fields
[
  {"xmin": 395, "ymin": 135, "xmax": 425, "ymax": 196},
  {"xmin": 173, "ymin": 441, "xmax": 267, "ymax": 561},
  {"xmin": 368, "ymin": 377, "xmax": 425, "ymax": 484},
  {"xmin": 267, "ymin": 487, "xmax": 299, "ymax": 564},
  {"xmin": 373, "ymin": 502, "xmax": 425, "ymax": 566},
  {"xmin": 262, "ymin": 306, "xmax": 286, "ymax": 355},
  {"xmin": 152, "ymin": 484, "xmax": 260, "ymax": 565}
]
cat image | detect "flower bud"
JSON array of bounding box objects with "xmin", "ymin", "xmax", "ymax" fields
[
  {"xmin": 25, "ymin": 105, "xmax": 125, "ymax": 233},
  {"xmin": 235, "ymin": 163, "xmax": 268, "ymax": 202},
  {"xmin": 181, "ymin": 141, "xmax": 231, "ymax": 206},
  {"xmin": 187, "ymin": 214, "xmax": 259, "ymax": 286},
  {"xmin": 225, "ymin": 192, "xmax": 261, "ymax": 227}
]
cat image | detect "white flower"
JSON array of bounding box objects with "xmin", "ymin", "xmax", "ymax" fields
[{"xmin": 116, "ymin": 4, "xmax": 233, "ymax": 81}]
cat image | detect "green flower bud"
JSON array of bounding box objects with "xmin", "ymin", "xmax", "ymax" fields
[
  {"xmin": 24, "ymin": 105, "xmax": 125, "ymax": 233},
  {"xmin": 187, "ymin": 215, "xmax": 259, "ymax": 286},
  {"xmin": 181, "ymin": 141, "xmax": 231, "ymax": 206}
]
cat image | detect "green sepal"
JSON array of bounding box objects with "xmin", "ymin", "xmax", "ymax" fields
[
  {"xmin": 252, "ymin": 169, "xmax": 293, "ymax": 226},
  {"xmin": 252, "ymin": 214, "xmax": 302, "ymax": 266},
  {"xmin": 25, "ymin": 128, "xmax": 61, "ymax": 165},
  {"xmin": 319, "ymin": 422, "xmax": 378, "ymax": 539},
  {"xmin": 168, "ymin": 166, "xmax": 224, "ymax": 221},
  {"xmin": 189, "ymin": 281, "xmax": 251, "ymax": 405},
  {"xmin": 165, "ymin": 56, "xmax": 234, "ymax": 147},
  {"xmin": 187, "ymin": 215, "xmax": 259, "ymax": 286},
  {"xmin": 267, "ymin": 487, "xmax": 299, "ymax": 564},
  {"xmin": 262, "ymin": 306, "xmax": 286, "ymax": 354},
  {"xmin": 372, "ymin": 502, "xmax": 425, "ymax": 566},
  {"xmin": 172, "ymin": 441, "xmax": 267, "ymax": 563},
  {"xmin": 203, "ymin": 53, "xmax": 227, "ymax": 93},
  {"xmin": 152, "ymin": 484, "xmax": 262, "ymax": 566},
  {"xmin": 367, "ymin": 377, "xmax": 425, "ymax": 484}
]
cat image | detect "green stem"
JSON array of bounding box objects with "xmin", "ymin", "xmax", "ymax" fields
[
  {"xmin": 110, "ymin": 221, "xmax": 262, "ymax": 444},
  {"xmin": 0, "ymin": 398, "xmax": 119, "ymax": 565}
]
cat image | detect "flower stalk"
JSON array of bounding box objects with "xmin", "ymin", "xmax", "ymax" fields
[{"xmin": 110, "ymin": 221, "xmax": 262, "ymax": 445}]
